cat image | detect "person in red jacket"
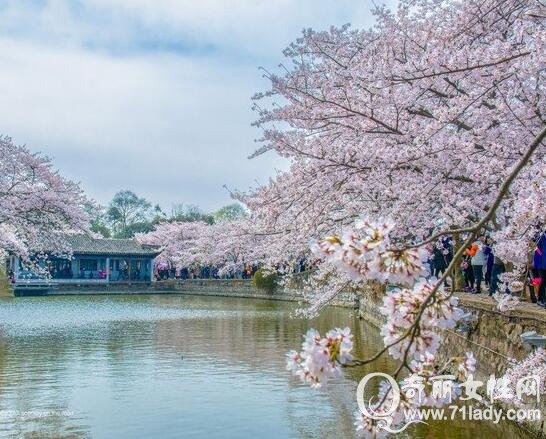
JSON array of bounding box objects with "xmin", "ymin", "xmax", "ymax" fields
[{"xmin": 465, "ymin": 236, "xmax": 486, "ymax": 293}]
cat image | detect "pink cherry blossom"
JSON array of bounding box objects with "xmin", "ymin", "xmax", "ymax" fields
[
  {"xmin": 499, "ymin": 349, "xmax": 546, "ymax": 406},
  {"xmin": 493, "ymin": 293, "xmax": 521, "ymax": 312},
  {"xmin": 0, "ymin": 136, "xmax": 88, "ymax": 262},
  {"xmin": 286, "ymin": 327, "xmax": 353, "ymax": 388},
  {"xmin": 458, "ymin": 352, "xmax": 477, "ymax": 378},
  {"xmin": 380, "ymin": 280, "xmax": 464, "ymax": 360}
]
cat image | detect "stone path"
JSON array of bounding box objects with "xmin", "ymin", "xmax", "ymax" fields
[{"xmin": 458, "ymin": 291, "xmax": 546, "ymax": 323}]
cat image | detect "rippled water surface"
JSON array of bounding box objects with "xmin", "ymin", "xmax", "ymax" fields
[{"xmin": 0, "ymin": 294, "xmax": 528, "ymax": 438}]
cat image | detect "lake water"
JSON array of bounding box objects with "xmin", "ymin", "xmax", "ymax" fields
[{"xmin": 0, "ymin": 294, "xmax": 528, "ymax": 438}]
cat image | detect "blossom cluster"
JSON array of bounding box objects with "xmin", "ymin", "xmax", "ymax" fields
[
  {"xmin": 457, "ymin": 352, "xmax": 478, "ymax": 381},
  {"xmin": 353, "ymin": 410, "xmax": 389, "ymax": 439},
  {"xmin": 310, "ymin": 217, "xmax": 429, "ymax": 287},
  {"xmin": 498, "ymin": 349, "xmax": 546, "ymax": 406},
  {"xmin": 380, "ymin": 280, "xmax": 464, "ymax": 360},
  {"xmin": 493, "ymin": 292, "xmax": 521, "ymax": 313},
  {"xmin": 286, "ymin": 327, "xmax": 353, "ymax": 388}
]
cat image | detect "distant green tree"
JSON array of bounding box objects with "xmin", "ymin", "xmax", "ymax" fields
[
  {"xmin": 153, "ymin": 204, "xmax": 167, "ymax": 221},
  {"xmin": 91, "ymin": 223, "xmax": 112, "ymax": 238},
  {"xmin": 170, "ymin": 203, "xmax": 213, "ymax": 224},
  {"xmin": 84, "ymin": 200, "xmax": 112, "ymax": 238},
  {"xmin": 115, "ymin": 221, "xmax": 156, "ymax": 238},
  {"xmin": 213, "ymin": 203, "xmax": 248, "ymax": 222},
  {"xmin": 107, "ymin": 190, "xmax": 153, "ymax": 237}
]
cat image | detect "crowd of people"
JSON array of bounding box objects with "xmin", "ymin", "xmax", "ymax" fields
[
  {"xmin": 154, "ymin": 264, "xmax": 258, "ymax": 281},
  {"xmin": 153, "ymin": 259, "xmax": 314, "ymax": 282},
  {"xmin": 428, "ymin": 231, "xmax": 546, "ymax": 308},
  {"xmin": 152, "ymin": 231, "xmax": 546, "ymax": 310}
]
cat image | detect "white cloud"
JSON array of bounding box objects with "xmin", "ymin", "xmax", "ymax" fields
[
  {"xmin": 0, "ymin": 0, "xmax": 390, "ymax": 210},
  {"xmin": 82, "ymin": 0, "xmax": 381, "ymax": 56}
]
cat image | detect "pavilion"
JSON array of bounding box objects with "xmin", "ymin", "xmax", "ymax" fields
[{"xmin": 8, "ymin": 234, "xmax": 161, "ymax": 287}]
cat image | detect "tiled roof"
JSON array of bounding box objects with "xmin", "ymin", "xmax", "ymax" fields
[{"xmin": 62, "ymin": 234, "xmax": 161, "ymax": 257}]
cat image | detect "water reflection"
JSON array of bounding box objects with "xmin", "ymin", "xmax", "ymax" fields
[{"xmin": 0, "ymin": 295, "xmax": 529, "ymax": 438}]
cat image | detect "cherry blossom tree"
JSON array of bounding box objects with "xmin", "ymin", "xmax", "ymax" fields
[
  {"xmin": 136, "ymin": 219, "xmax": 261, "ymax": 276},
  {"xmin": 237, "ymin": 0, "xmax": 545, "ymax": 435},
  {"xmin": 239, "ymin": 0, "xmax": 545, "ymax": 274},
  {"xmin": 0, "ymin": 136, "xmax": 88, "ymax": 262}
]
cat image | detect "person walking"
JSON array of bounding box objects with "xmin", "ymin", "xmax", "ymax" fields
[
  {"xmin": 467, "ymin": 236, "xmax": 486, "ymax": 294},
  {"xmin": 483, "ymin": 237, "xmax": 494, "ymax": 287},
  {"xmin": 489, "ymin": 253, "xmax": 505, "ymax": 296},
  {"xmin": 432, "ymin": 242, "xmax": 448, "ymax": 278},
  {"xmin": 461, "ymin": 253, "xmax": 474, "ymax": 292},
  {"xmin": 431, "ymin": 237, "xmax": 453, "ymax": 286},
  {"xmin": 533, "ymin": 231, "xmax": 546, "ymax": 306}
]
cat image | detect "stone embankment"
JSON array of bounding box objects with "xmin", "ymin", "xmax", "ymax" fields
[{"xmin": 152, "ymin": 278, "xmax": 359, "ymax": 307}]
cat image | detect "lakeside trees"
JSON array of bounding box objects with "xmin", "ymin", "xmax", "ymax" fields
[
  {"xmin": 0, "ymin": 136, "xmax": 88, "ymax": 262},
  {"xmin": 242, "ymin": 0, "xmax": 545, "ymax": 270},
  {"xmin": 0, "ymin": 135, "xmax": 247, "ymax": 269},
  {"xmin": 0, "ymin": 0, "xmax": 542, "ymax": 434},
  {"xmin": 134, "ymin": 202, "xmax": 253, "ymax": 274},
  {"xmin": 136, "ymin": 218, "xmax": 259, "ymax": 276},
  {"xmin": 87, "ymin": 190, "xmax": 246, "ymax": 240},
  {"xmin": 142, "ymin": 0, "xmax": 545, "ymax": 290}
]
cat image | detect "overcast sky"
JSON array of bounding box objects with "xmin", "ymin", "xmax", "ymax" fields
[{"xmin": 0, "ymin": 0, "xmax": 389, "ymax": 212}]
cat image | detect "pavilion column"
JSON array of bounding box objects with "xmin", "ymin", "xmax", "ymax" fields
[
  {"xmin": 12, "ymin": 256, "xmax": 19, "ymax": 282},
  {"xmin": 106, "ymin": 257, "xmax": 110, "ymax": 283},
  {"xmin": 150, "ymin": 258, "xmax": 154, "ymax": 282}
]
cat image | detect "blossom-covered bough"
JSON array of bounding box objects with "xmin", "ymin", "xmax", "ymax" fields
[
  {"xmin": 242, "ymin": 0, "xmax": 546, "ymax": 273},
  {"xmin": 0, "ymin": 136, "xmax": 88, "ymax": 265},
  {"xmin": 285, "ymin": 138, "xmax": 546, "ymax": 432},
  {"xmin": 240, "ymin": 0, "xmax": 546, "ymax": 436}
]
